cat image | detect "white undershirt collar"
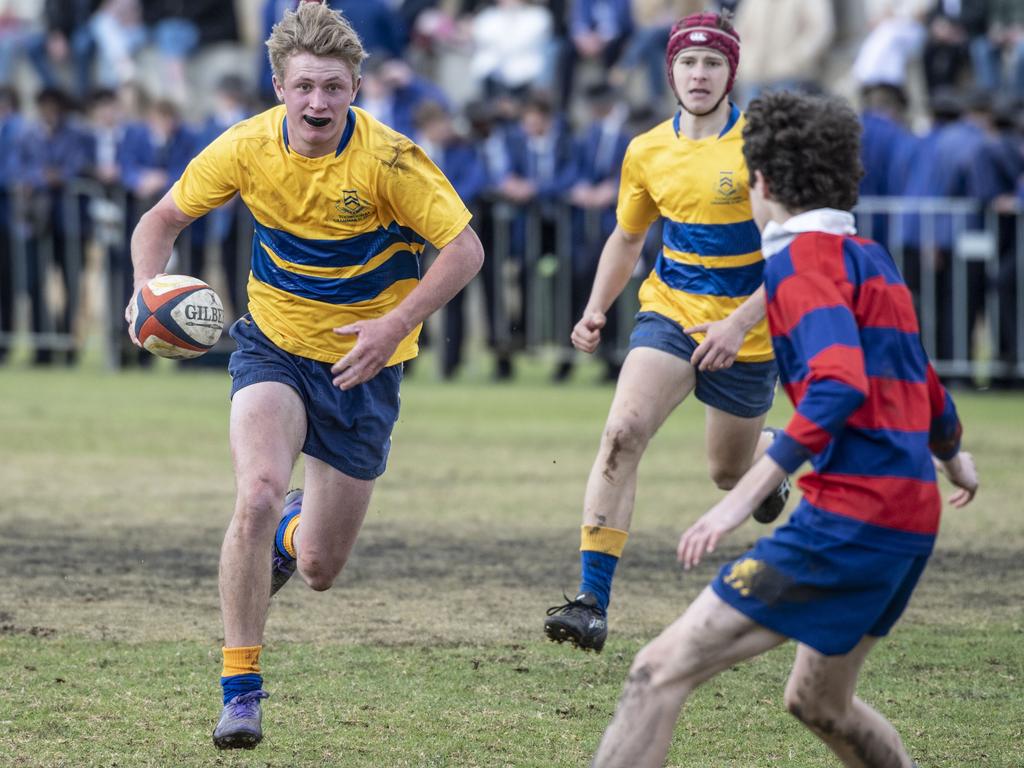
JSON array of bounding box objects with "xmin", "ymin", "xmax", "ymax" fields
[{"xmin": 761, "ymin": 208, "xmax": 857, "ymax": 259}]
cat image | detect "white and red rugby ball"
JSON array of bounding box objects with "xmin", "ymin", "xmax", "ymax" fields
[{"xmin": 130, "ymin": 274, "xmax": 224, "ymax": 359}]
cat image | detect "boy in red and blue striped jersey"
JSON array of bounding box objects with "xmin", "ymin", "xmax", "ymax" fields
[{"xmin": 590, "ymin": 91, "xmax": 978, "ymax": 768}]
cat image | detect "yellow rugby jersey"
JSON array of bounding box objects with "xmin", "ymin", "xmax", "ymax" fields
[
  {"xmin": 616, "ymin": 104, "xmax": 772, "ymax": 362},
  {"xmin": 172, "ymin": 105, "xmax": 472, "ymax": 365}
]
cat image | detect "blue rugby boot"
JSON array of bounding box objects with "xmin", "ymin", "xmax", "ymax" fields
[
  {"xmin": 212, "ymin": 690, "xmax": 269, "ymax": 749},
  {"xmin": 544, "ymin": 592, "xmax": 608, "ymax": 652},
  {"xmin": 270, "ymin": 489, "xmax": 302, "ymax": 596}
]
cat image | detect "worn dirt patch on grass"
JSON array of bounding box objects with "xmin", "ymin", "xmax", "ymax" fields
[{"xmin": 3, "ymin": 518, "xmax": 1020, "ymax": 645}]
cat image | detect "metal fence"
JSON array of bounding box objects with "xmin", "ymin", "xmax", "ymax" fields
[
  {"xmin": 1, "ymin": 184, "xmax": 1021, "ymax": 383},
  {"xmin": 854, "ymin": 196, "xmax": 1022, "ymax": 382}
]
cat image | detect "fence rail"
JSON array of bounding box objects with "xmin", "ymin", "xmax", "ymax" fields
[{"xmin": 1, "ymin": 185, "xmax": 1021, "ymax": 383}]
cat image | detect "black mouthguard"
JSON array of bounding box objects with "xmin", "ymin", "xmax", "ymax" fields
[{"xmin": 304, "ymin": 115, "xmax": 331, "ymax": 127}]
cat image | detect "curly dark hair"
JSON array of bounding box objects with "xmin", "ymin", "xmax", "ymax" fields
[{"xmin": 742, "ymin": 91, "xmax": 864, "ymax": 213}]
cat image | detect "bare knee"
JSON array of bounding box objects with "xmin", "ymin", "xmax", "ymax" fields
[
  {"xmin": 627, "ymin": 641, "xmax": 697, "ymax": 697},
  {"xmin": 233, "ymin": 476, "xmax": 288, "ymax": 536},
  {"xmin": 784, "ymin": 680, "xmax": 847, "ymax": 735},
  {"xmin": 708, "ymin": 464, "xmax": 743, "ymax": 490},
  {"xmin": 600, "ymin": 416, "xmax": 650, "ymax": 477},
  {"xmin": 298, "ymin": 553, "xmax": 346, "ymax": 592}
]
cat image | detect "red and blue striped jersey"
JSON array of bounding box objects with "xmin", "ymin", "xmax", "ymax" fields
[{"xmin": 764, "ymin": 227, "xmax": 962, "ymax": 555}]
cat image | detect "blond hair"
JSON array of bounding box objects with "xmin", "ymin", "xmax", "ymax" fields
[{"xmin": 266, "ymin": 2, "xmax": 367, "ymax": 85}]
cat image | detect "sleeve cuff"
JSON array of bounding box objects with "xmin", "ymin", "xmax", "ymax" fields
[
  {"xmin": 930, "ymin": 437, "xmax": 961, "ymax": 461},
  {"xmin": 767, "ymin": 431, "xmax": 813, "ymax": 474}
]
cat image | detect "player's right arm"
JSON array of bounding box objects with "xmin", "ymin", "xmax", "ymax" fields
[
  {"xmin": 124, "ymin": 191, "xmax": 197, "ymax": 344},
  {"xmin": 573, "ymin": 137, "xmax": 655, "ymax": 354},
  {"xmin": 572, "ymin": 224, "xmax": 647, "ymax": 353},
  {"xmin": 125, "ymin": 122, "xmax": 240, "ymax": 344}
]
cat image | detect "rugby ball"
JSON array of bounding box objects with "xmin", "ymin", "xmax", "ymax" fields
[{"xmin": 130, "ymin": 274, "xmax": 224, "ymax": 359}]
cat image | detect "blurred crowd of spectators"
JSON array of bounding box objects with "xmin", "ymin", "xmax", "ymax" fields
[{"xmin": 1, "ymin": 0, "xmax": 1022, "ymax": 384}]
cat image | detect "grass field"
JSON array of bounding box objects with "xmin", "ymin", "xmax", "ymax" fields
[{"xmin": 1, "ymin": 359, "xmax": 1022, "ymax": 767}]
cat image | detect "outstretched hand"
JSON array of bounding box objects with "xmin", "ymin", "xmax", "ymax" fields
[
  {"xmin": 934, "ymin": 451, "xmax": 978, "ymax": 508},
  {"xmin": 684, "ymin": 317, "xmax": 745, "ymax": 372},
  {"xmin": 677, "ymin": 455, "xmax": 787, "ymax": 570},
  {"xmin": 677, "ymin": 496, "xmax": 752, "ymax": 570},
  {"xmin": 571, "ymin": 311, "xmax": 606, "ymax": 353},
  {"xmin": 331, "ymin": 314, "xmax": 407, "ymax": 390}
]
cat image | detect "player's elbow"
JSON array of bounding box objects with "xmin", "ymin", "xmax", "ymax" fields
[
  {"xmin": 450, "ymin": 226, "xmax": 484, "ymax": 278},
  {"xmin": 467, "ymin": 238, "xmax": 484, "ymax": 277}
]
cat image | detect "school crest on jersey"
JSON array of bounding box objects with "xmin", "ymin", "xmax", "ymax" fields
[
  {"xmin": 334, "ymin": 189, "xmax": 373, "ymax": 224},
  {"xmin": 713, "ymin": 170, "xmax": 743, "ymax": 205}
]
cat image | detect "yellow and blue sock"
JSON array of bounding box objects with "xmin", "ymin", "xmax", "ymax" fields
[
  {"xmin": 274, "ymin": 507, "xmax": 301, "ymax": 562},
  {"xmin": 220, "ymin": 645, "xmax": 263, "ymax": 704},
  {"xmin": 578, "ymin": 525, "xmax": 628, "ymax": 614}
]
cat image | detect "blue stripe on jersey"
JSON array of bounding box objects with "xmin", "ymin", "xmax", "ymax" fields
[
  {"xmin": 842, "ymin": 238, "xmax": 903, "ymax": 287},
  {"xmin": 336, "ymin": 107, "xmax": 357, "ymax": 156},
  {"xmin": 662, "ymin": 219, "xmax": 761, "ymax": 257},
  {"xmin": 814, "ymin": 426, "xmax": 935, "ymax": 480},
  {"xmin": 764, "ymin": 248, "xmax": 794, "ymax": 301},
  {"xmin": 253, "ymin": 220, "xmax": 424, "ymax": 269},
  {"xmin": 791, "ymin": 501, "xmax": 935, "ymax": 555},
  {"xmin": 772, "ymin": 306, "xmax": 861, "ymax": 383},
  {"xmin": 655, "ymin": 252, "xmax": 763, "ymax": 296},
  {"xmin": 251, "ymin": 240, "xmax": 421, "ymax": 304},
  {"xmin": 719, "ymin": 103, "xmax": 741, "ymax": 137},
  {"xmin": 860, "ymin": 327, "xmax": 929, "ymax": 382},
  {"xmin": 791, "ymin": 379, "xmax": 866, "ymax": 439}
]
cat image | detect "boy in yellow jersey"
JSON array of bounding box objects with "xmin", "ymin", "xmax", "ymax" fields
[
  {"xmin": 544, "ymin": 11, "xmax": 788, "ymax": 652},
  {"xmin": 124, "ymin": 2, "xmax": 483, "ymax": 750}
]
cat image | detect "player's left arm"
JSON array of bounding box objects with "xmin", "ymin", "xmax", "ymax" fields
[
  {"xmin": 331, "ymin": 225, "xmax": 483, "ymax": 390},
  {"xmin": 684, "ymin": 284, "xmax": 766, "ymax": 372},
  {"xmin": 925, "ymin": 361, "xmax": 978, "ymax": 507},
  {"xmin": 765, "ymin": 271, "xmax": 869, "ymax": 474}
]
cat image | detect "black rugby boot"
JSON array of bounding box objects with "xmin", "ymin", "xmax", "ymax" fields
[
  {"xmin": 753, "ymin": 475, "xmax": 791, "ymax": 524},
  {"xmin": 544, "ymin": 592, "xmax": 608, "ymax": 652}
]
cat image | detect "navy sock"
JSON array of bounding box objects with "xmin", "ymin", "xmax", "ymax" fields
[
  {"xmin": 579, "ymin": 550, "xmax": 619, "ymax": 613},
  {"xmin": 220, "ymin": 673, "xmax": 263, "ymax": 704}
]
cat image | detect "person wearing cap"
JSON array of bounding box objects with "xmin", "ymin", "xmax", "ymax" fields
[{"xmin": 544, "ymin": 11, "xmax": 788, "ymax": 653}]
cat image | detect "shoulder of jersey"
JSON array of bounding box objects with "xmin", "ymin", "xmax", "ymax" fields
[
  {"xmin": 350, "ymin": 106, "xmax": 417, "ymax": 166},
  {"xmin": 628, "ymin": 116, "xmax": 677, "ymax": 152},
  {"xmin": 218, "ymin": 107, "xmax": 282, "ymax": 145}
]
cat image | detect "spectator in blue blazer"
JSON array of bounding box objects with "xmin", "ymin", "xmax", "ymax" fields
[
  {"xmin": 0, "ymin": 86, "xmax": 25, "ymax": 364},
  {"xmin": 121, "ymin": 98, "xmax": 203, "ymax": 290},
  {"xmin": 465, "ymin": 95, "xmax": 521, "ymax": 380},
  {"xmin": 858, "ymin": 84, "xmax": 912, "ymax": 249},
  {"xmin": 82, "ymin": 87, "xmax": 151, "ymax": 367},
  {"xmin": 502, "ymin": 90, "xmax": 579, "ymax": 379},
  {"xmin": 357, "ymin": 56, "xmax": 449, "ymax": 138},
  {"xmin": 414, "ymin": 100, "xmax": 488, "ymax": 379},
  {"xmin": 196, "ymin": 75, "xmax": 257, "ymax": 318},
  {"xmin": 331, "ymin": 0, "xmax": 406, "ymax": 58},
  {"xmin": 557, "ymin": 81, "xmax": 630, "ymax": 382},
  {"xmin": 121, "ymin": 98, "xmax": 199, "ymax": 204},
  {"xmin": 13, "ymin": 88, "xmax": 92, "ymax": 365},
  {"xmin": 565, "ymin": 0, "xmax": 633, "ymax": 105},
  {"xmin": 901, "ymin": 89, "xmax": 993, "ymax": 379}
]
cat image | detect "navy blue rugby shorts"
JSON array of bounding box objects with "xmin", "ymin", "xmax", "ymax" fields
[
  {"xmin": 227, "ymin": 314, "xmax": 402, "ymax": 480},
  {"xmin": 711, "ymin": 506, "xmax": 930, "ymax": 655},
  {"xmin": 627, "ymin": 311, "xmax": 778, "ymax": 418}
]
